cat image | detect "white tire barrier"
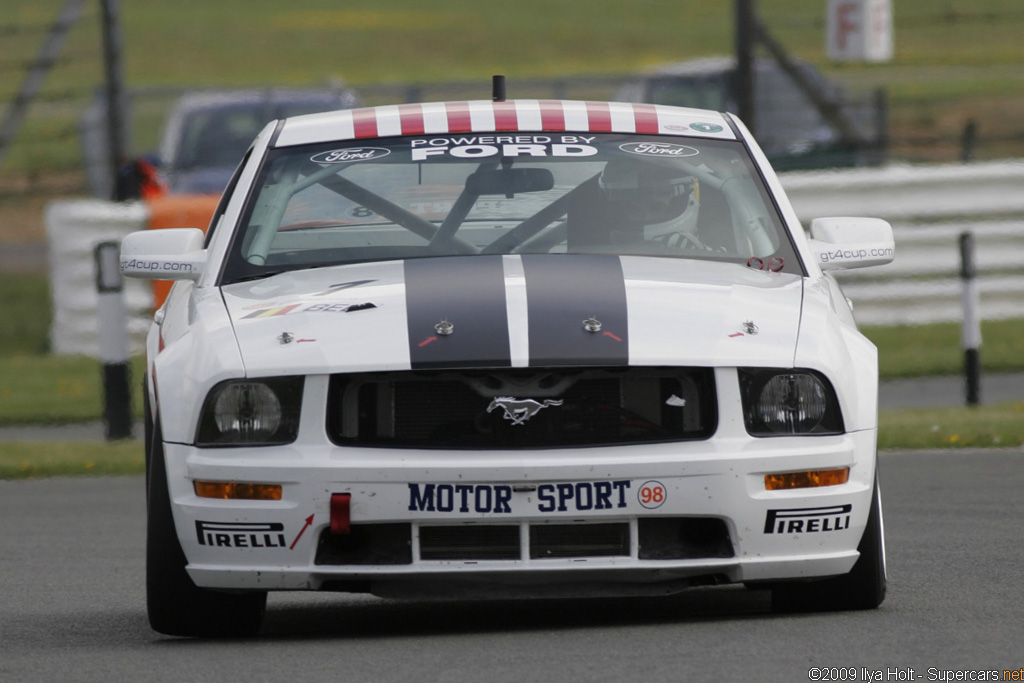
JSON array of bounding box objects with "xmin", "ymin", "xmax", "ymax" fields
[{"xmin": 45, "ymin": 199, "xmax": 152, "ymax": 356}]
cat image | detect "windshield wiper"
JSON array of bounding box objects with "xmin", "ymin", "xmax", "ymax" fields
[
  {"xmin": 229, "ymin": 261, "xmax": 349, "ymax": 285},
  {"xmin": 228, "ymin": 269, "xmax": 289, "ymax": 284}
]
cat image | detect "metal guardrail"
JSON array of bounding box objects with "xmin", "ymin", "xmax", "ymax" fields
[
  {"xmin": 834, "ymin": 223, "xmax": 1024, "ymax": 325},
  {"xmin": 781, "ymin": 160, "xmax": 1024, "ymax": 325}
]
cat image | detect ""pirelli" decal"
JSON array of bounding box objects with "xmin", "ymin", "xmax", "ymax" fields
[{"xmin": 763, "ymin": 504, "xmax": 853, "ymax": 534}]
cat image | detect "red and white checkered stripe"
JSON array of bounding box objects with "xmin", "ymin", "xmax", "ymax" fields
[{"xmin": 274, "ymin": 100, "xmax": 736, "ymax": 147}]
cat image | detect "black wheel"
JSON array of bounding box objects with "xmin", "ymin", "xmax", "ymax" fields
[
  {"xmin": 143, "ymin": 375, "xmax": 153, "ymax": 501},
  {"xmin": 771, "ymin": 476, "xmax": 887, "ymax": 613},
  {"xmin": 147, "ymin": 417, "xmax": 267, "ymax": 637}
]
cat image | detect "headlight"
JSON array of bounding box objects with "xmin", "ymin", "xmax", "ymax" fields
[
  {"xmin": 196, "ymin": 377, "xmax": 304, "ymax": 446},
  {"xmin": 738, "ymin": 369, "xmax": 843, "ymax": 436}
]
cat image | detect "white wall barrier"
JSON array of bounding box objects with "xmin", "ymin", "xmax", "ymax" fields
[
  {"xmin": 46, "ymin": 199, "xmax": 152, "ymax": 356},
  {"xmin": 830, "ymin": 221, "xmax": 1024, "ymax": 325},
  {"xmin": 783, "ymin": 160, "xmax": 1024, "ymax": 326},
  {"xmin": 45, "ymin": 160, "xmax": 1024, "ymax": 355},
  {"xmin": 781, "ymin": 160, "xmax": 1024, "ymax": 220}
]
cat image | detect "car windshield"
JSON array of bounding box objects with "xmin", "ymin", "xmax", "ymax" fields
[{"xmin": 222, "ymin": 132, "xmax": 800, "ymax": 283}]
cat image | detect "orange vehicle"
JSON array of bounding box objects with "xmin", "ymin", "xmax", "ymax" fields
[{"xmin": 146, "ymin": 194, "xmax": 220, "ymax": 309}]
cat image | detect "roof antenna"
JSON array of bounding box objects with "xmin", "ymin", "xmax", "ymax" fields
[{"xmin": 492, "ymin": 75, "xmax": 506, "ymax": 102}]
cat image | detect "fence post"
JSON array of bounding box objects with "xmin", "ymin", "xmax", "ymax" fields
[
  {"xmin": 735, "ymin": 0, "xmax": 756, "ymax": 136},
  {"xmin": 960, "ymin": 119, "xmax": 977, "ymax": 163},
  {"xmin": 99, "ymin": 0, "xmax": 129, "ymax": 199},
  {"xmin": 95, "ymin": 241, "xmax": 133, "ymax": 438},
  {"xmin": 0, "ymin": 0, "xmax": 86, "ymax": 169},
  {"xmin": 873, "ymin": 86, "xmax": 889, "ymax": 164},
  {"xmin": 959, "ymin": 232, "xmax": 981, "ymax": 406}
]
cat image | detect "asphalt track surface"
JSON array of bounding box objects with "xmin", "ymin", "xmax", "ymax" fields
[{"xmin": 2, "ymin": 449, "xmax": 1023, "ymax": 682}]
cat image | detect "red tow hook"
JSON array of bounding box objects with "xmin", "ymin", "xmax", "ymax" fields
[{"xmin": 330, "ymin": 493, "xmax": 352, "ymax": 535}]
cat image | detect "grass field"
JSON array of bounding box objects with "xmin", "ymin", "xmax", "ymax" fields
[
  {"xmin": 864, "ymin": 320, "xmax": 1024, "ymax": 378},
  {"xmin": 3, "ymin": 0, "xmax": 1024, "ymax": 181},
  {"xmin": 6, "ymin": 0, "xmax": 1019, "ymax": 87},
  {"xmin": 0, "ymin": 440, "xmax": 143, "ymax": 480}
]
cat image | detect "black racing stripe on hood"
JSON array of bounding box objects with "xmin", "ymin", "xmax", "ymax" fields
[
  {"xmin": 405, "ymin": 256, "xmax": 511, "ymax": 369},
  {"xmin": 522, "ymin": 254, "xmax": 628, "ymax": 366}
]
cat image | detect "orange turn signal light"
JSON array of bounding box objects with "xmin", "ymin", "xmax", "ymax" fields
[
  {"xmin": 194, "ymin": 481, "xmax": 283, "ymax": 500},
  {"xmin": 764, "ymin": 467, "xmax": 849, "ymax": 491}
]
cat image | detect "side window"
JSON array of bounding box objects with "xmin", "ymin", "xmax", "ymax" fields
[{"xmin": 204, "ymin": 148, "xmax": 253, "ymax": 248}]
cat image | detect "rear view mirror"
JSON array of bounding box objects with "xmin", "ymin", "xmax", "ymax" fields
[{"xmin": 466, "ymin": 168, "xmax": 555, "ymax": 197}]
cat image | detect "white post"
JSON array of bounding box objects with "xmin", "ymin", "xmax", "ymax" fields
[
  {"xmin": 959, "ymin": 232, "xmax": 981, "ymax": 406},
  {"xmin": 95, "ymin": 241, "xmax": 133, "ymax": 438}
]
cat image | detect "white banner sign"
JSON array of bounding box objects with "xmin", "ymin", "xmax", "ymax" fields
[{"xmin": 826, "ymin": 0, "xmax": 893, "ymax": 62}]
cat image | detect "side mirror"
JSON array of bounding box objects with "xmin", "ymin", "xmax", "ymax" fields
[
  {"xmin": 120, "ymin": 228, "xmax": 206, "ymax": 281},
  {"xmin": 808, "ymin": 217, "xmax": 895, "ymax": 271}
]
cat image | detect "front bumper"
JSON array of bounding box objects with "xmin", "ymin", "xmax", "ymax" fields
[{"xmin": 165, "ymin": 426, "xmax": 877, "ymax": 596}]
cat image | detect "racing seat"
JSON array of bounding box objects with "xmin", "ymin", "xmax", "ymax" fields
[{"xmin": 566, "ymin": 178, "xmax": 644, "ymax": 252}]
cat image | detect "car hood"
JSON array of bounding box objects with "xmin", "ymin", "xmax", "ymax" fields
[{"xmin": 220, "ymin": 255, "xmax": 803, "ymax": 375}]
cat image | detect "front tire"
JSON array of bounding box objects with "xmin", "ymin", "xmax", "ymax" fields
[
  {"xmin": 771, "ymin": 476, "xmax": 887, "ymax": 613},
  {"xmin": 146, "ymin": 419, "xmax": 267, "ymax": 637}
]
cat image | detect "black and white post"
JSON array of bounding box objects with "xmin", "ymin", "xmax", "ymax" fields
[
  {"xmin": 95, "ymin": 240, "xmax": 133, "ymax": 439},
  {"xmin": 959, "ymin": 231, "xmax": 981, "ymax": 406}
]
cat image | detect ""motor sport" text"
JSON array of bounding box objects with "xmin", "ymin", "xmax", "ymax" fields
[{"xmin": 407, "ymin": 480, "xmax": 633, "ymax": 514}]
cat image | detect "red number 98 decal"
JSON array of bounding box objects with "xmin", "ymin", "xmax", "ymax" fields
[{"xmin": 638, "ymin": 480, "xmax": 666, "ymax": 509}]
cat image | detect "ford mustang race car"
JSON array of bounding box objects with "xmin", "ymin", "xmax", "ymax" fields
[{"xmin": 121, "ymin": 93, "xmax": 895, "ymax": 637}]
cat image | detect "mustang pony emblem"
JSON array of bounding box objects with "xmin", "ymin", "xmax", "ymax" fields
[{"xmin": 487, "ymin": 397, "xmax": 564, "ymax": 426}]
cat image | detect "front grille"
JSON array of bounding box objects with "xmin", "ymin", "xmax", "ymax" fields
[
  {"xmin": 314, "ymin": 523, "xmax": 412, "ymax": 565},
  {"xmin": 313, "ymin": 517, "xmax": 733, "ymax": 565},
  {"xmin": 420, "ymin": 525, "xmax": 520, "ymax": 560},
  {"xmin": 637, "ymin": 517, "xmax": 734, "ymax": 560},
  {"xmin": 327, "ymin": 367, "xmax": 716, "ymax": 449},
  {"xmin": 530, "ymin": 523, "xmax": 630, "ymax": 559}
]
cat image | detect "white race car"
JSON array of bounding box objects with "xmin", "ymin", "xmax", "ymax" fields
[{"xmin": 122, "ymin": 93, "xmax": 894, "ymax": 637}]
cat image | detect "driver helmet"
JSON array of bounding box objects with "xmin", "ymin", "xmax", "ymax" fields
[{"xmin": 598, "ymin": 160, "xmax": 700, "ymax": 241}]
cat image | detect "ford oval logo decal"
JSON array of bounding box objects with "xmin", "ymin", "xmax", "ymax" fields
[
  {"xmin": 311, "ymin": 147, "xmax": 391, "ymax": 164},
  {"xmin": 619, "ymin": 142, "xmax": 700, "ymax": 158}
]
